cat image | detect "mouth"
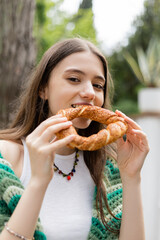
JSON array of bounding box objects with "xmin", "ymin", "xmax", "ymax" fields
[{"xmin": 71, "ymin": 104, "xmax": 92, "ymax": 108}]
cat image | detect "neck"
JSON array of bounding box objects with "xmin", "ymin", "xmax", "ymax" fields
[{"xmin": 55, "ymin": 146, "xmax": 76, "ymax": 155}]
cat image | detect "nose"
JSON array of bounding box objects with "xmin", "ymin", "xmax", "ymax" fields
[{"xmin": 79, "ymin": 81, "xmax": 95, "ymax": 100}]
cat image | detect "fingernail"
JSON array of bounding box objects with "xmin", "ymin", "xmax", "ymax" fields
[
  {"xmin": 61, "ymin": 117, "xmax": 68, "ymax": 121},
  {"xmin": 68, "ymin": 134, "xmax": 75, "ymax": 140},
  {"xmin": 66, "ymin": 121, "xmax": 72, "ymax": 125},
  {"xmin": 115, "ymin": 110, "xmax": 120, "ymax": 113}
]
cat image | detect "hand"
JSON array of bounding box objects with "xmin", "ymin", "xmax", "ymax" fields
[
  {"xmin": 26, "ymin": 114, "xmax": 75, "ymax": 187},
  {"xmin": 115, "ymin": 110, "xmax": 149, "ymax": 183}
]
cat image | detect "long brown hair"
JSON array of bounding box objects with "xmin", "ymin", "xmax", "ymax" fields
[{"xmin": 0, "ymin": 38, "xmax": 119, "ymax": 233}]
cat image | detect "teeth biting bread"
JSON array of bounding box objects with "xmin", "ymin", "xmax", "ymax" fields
[{"xmin": 55, "ymin": 105, "xmax": 128, "ymax": 151}]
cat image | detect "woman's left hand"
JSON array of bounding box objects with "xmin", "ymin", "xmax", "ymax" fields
[{"xmin": 115, "ymin": 110, "xmax": 150, "ymax": 182}]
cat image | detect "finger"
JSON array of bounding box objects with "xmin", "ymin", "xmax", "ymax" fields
[
  {"xmin": 116, "ymin": 137, "xmax": 126, "ymax": 148},
  {"xmin": 41, "ymin": 121, "xmax": 73, "ymax": 142},
  {"xmin": 46, "ymin": 134, "xmax": 75, "ymax": 152},
  {"xmin": 125, "ymin": 129, "xmax": 149, "ymax": 152},
  {"xmin": 131, "ymin": 130, "xmax": 149, "ymax": 152},
  {"xmin": 130, "ymin": 129, "xmax": 149, "ymax": 145},
  {"xmin": 115, "ymin": 110, "xmax": 141, "ymax": 130},
  {"xmin": 30, "ymin": 115, "xmax": 68, "ymax": 138}
]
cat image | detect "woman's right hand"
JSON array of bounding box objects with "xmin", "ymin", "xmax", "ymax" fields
[{"xmin": 26, "ymin": 114, "xmax": 75, "ymax": 187}]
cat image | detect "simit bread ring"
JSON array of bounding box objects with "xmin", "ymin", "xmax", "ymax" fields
[{"xmin": 55, "ymin": 105, "xmax": 128, "ymax": 151}]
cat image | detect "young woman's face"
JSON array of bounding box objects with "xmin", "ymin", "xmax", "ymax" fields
[{"xmin": 43, "ymin": 51, "xmax": 106, "ymax": 129}]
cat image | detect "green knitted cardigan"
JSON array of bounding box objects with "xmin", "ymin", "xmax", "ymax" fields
[{"xmin": 0, "ymin": 152, "xmax": 123, "ymax": 240}]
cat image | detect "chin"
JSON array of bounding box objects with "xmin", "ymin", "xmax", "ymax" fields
[{"xmin": 72, "ymin": 118, "xmax": 92, "ymax": 129}]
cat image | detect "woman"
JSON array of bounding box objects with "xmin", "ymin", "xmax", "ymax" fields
[{"xmin": 0, "ymin": 38, "xmax": 149, "ymax": 240}]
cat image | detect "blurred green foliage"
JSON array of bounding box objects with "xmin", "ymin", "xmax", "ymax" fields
[
  {"xmin": 110, "ymin": 0, "xmax": 160, "ymax": 114},
  {"xmin": 34, "ymin": 0, "xmax": 160, "ymax": 114},
  {"xmin": 34, "ymin": 0, "xmax": 97, "ymax": 62},
  {"xmin": 124, "ymin": 37, "xmax": 160, "ymax": 87}
]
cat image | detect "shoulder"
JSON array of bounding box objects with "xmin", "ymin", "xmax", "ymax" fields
[{"xmin": 0, "ymin": 139, "xmax": 24, "ymax": 178}]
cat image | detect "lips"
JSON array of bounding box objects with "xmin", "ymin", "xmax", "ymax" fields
[{"xmin": 71, "ymin": 103, "xmax": 93, "ymax": 108}]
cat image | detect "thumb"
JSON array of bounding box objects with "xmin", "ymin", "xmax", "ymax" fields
[{"xmin": 116, "ymin": 135, "xmax": 126, "ymax": 148}]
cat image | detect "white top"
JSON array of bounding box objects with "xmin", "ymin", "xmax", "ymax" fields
[{"xmin": 20, "ymin": 139, "xmax": 95, "ymax": 240}]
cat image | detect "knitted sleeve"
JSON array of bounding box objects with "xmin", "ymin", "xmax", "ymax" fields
[
  {"xmin": 88, "ymin": 158, "xmax": 122, "ymax": 240},
  {"xmin": 0, "ymin": 152, "xmax": 47, "ymax": 240}
]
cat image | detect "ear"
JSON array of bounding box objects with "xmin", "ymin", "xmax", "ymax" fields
[{"xmin": 39, "ymin": 87, "xmax": 48, "ymax": 100}]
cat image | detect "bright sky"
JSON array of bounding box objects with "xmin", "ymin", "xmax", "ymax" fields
[{"xmin": 60, "ymin": 0, "xmax": 145, "ymax": 54}]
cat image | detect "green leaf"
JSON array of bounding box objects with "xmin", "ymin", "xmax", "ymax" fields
[
  {"xmin": 123, "ymin": 52, "xmax": 144, "ymax": 84},
  {"xmin": 136, "ymin": 47, "xmax": 151, "ymax": 85}
]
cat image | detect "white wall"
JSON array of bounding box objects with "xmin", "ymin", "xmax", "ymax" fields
[{"xmin": 136, "ymin": 115, "xmax": 160, "ymax": 240}]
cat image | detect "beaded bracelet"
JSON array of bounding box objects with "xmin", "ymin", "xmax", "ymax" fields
[{"xmin": 4, "ymin": 222, "xmax": 35, "ymax": 240}]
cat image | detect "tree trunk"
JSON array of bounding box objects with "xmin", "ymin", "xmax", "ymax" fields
[{"xmin": 0, "ymin": 0, "xmax": 36, "ymax": 128}]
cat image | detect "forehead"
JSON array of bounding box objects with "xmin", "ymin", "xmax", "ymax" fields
[{"xmin": 52, "ymin": 51, "xmax": 105, "ymax": 76}]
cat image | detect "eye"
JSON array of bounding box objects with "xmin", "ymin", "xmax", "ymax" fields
[
  {"xmin": 67, "ymin": 77, "xmax": 80, "ymax": 82},
  {"xmin": 93, "ymin": 83, "xmax": 104, "ymax": 90}
]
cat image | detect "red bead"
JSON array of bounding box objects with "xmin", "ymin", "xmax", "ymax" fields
[
  {"xmin": 59, "ymin": 170, "xmax": 62, "ymax": 174},
  {"xmin": 70, "ymin": 172, "xmax": 74, "ymax": 176},
  {"xmin": 67, "ymin": 176, "xmax": 71, "ymax": 180}
]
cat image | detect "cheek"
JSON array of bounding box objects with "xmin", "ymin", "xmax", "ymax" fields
[
  {"xmin": 101, "ymin": 95, "xmax": 104, "ymax": 106},
  {"xmin": 96, "ymin": 93, "xmax": 104, "ymax": 107},
  {"xmin": 47, "ymin": 92, "xmax": 61, "ymax": 115}
]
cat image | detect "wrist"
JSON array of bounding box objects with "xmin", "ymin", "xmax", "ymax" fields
[
  {"xmin": 29, "ymin": 177, "xmax": 50, "ymax": 192},
  {"xmin": 120, "ymin": 173, "xmax": 141, "ymax": 186}
]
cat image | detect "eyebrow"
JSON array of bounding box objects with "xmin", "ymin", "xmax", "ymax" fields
[{"xmin": 64, "ymin": 68, "xmax": 106, "ymax": 82}]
